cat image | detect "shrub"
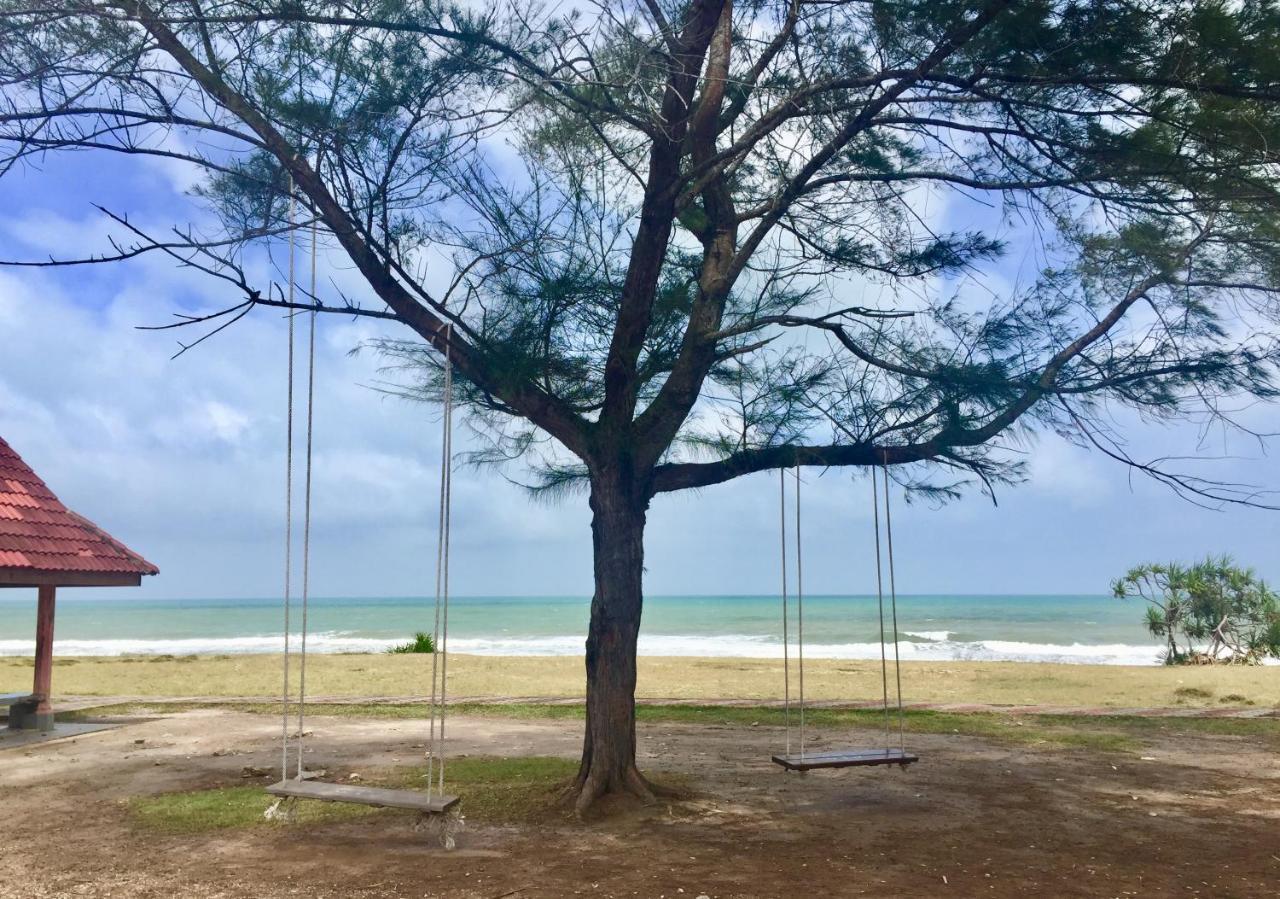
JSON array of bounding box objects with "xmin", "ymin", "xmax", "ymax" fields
[
  {"xmin": 386, "ymin": 632, "xmax": 436, "ymax": 654},
  {"xmin": 1113, "ymin": 557, "xmax": 1280, "ymax": 665}
]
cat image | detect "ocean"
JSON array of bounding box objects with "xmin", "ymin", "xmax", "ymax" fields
[{"xmin": 0, "ymin": 593, "xmax": 1175, "ymax": 665}]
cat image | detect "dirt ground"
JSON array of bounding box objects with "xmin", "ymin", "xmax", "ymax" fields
[{"xmin": 1, "ymin": 709, "xmax": 1278, "ymax": 898}]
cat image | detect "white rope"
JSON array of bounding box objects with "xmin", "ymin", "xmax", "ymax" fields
[
  {"xmin": 425, "ymin": 375, "xmax": 445, "ymax": 797},
  {"xmin": 426, "ymin": 327, "xmax": 454, "ymax": 800},
  {"xmin": 438, "ymin": 360, "xmax": 453, "ymax": 795},
  {"xmin": 280, "ymin": 184, "xmax": 297, "ymax": 782},
  {"xmin": 871, "ymin": 471, "xmax": 891, "ymax": 750},
  {"xmin": 296, "ymin": 202, "xmax": 318, "ymax": 779},
  {"xmin": 779, "ymin": 467, "xmax": 790, "ymax": 758},
  {"xmin": 882, "ymin": 465, "xmax": 906, "ymax": 752},
  {"xmin": 794, "ymin": 466, "xmax": 805, "ymax": 760}
]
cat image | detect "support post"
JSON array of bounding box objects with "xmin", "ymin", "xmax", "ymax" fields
[{"xmin": 19, "ymin": 585, "xmax": 57, "ymax": 730}]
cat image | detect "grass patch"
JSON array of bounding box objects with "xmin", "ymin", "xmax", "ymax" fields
[
  {"xmin": 66, "ymin": 699, "xmax": 1278, "ymax": 753},
  {"xmin": 127, "ymin": 756, "xmax": 590, "ymax": 835},
  {"xmin": 128, "ymin": 785, "xmax": 381, "ymax": 834},
  {"xmin": 1174, "ymin": 686, "xmax": 1215, "ymax": 701},
  {"xmin": 424, "ymin": 756, "xmax": 579, "ymax": 823},
  {"xmin": 1035, "ymin": 713, "xmax": 1280, "ymax": 744},
  {"xmin": 631, "ymin": 704, "xmax": 1142, "ymax": 752}
]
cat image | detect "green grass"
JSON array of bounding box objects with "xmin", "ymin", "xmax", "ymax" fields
[
  {"xmin": 68, "ymin": 700, "xmax": 1279, "ymax": 751},
  {"xmin": 127, "ymin": 756, "xmax": 585, "ymax": 835},
  {"xmin": 128, "ymin": 785, "xmax": 383, "ymax": 834},
  {"xmin": 1032, "ymin": 712, "xmax": 1280, "ymax": 743},
  {"xmin": 631, "ymin": 704, "xmax": 1142, "ymax": 751},
  {"xmin": 427, "ymin": 755, "xmax": 579, "ymax": 823},
  {"xmin": 64, "ymin": 700, "xmax": 589, "ymax": 722}
]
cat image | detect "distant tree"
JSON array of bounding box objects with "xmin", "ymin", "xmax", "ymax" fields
[
  {"xmin": 4, "ymin": 1, "xmax": 1280, "ymax": 811},
  {"xmin": 1113, "ymin": 557, "xmax": 1280, "ymax": 664}
]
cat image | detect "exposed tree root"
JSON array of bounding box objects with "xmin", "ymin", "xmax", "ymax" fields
[{"xmin": 564, "ymin": 762, "xmax": 682, "ymax": 818}]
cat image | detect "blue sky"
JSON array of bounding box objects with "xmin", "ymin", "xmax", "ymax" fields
[{"xmin": 1, "ymin": 147, "xmax": 1277, "ymax": 602}]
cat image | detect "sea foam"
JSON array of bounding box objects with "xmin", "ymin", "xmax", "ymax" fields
[
  {"xmin": 903, "ymin": 630, "xmax": 952, "ymax": 642},
  {"xmin": 0, "ymin": 631, "xmax": 1181, "ymax": 665}
]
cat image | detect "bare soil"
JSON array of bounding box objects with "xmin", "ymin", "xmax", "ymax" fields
[{"xmin": 1, "ymin": 709, "xmax": 1277, "ymax": 898}]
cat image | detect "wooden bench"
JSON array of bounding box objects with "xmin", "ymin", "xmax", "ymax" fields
[
  {"xmin": 772, "ymin": 748, "xmax": 919, "ymax": 771},
  {"xmin": 266, "ymin": 779, "xmax": 459, "ymax": 813},
  {"xmin": 0, "ymin": 693, "xmax": 34, "ymax": 707}
]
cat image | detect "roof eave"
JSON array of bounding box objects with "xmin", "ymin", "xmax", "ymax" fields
[{"xmin": 0, "ymin": 569, "xmax": 153, "ymax": 588}]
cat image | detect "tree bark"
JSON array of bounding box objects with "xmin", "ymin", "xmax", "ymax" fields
[{"xmin": 572, "ymin": 467, "xmax": 655, "ymax": 815}]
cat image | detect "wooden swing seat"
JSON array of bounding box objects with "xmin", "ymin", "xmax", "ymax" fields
[
  {"xmin": 266, "ymin": 779, "xmax": 459, "ymax": 813},
  {"xmin": 772, "ymin": 748, "xmax": 918, "ymax": 771}
]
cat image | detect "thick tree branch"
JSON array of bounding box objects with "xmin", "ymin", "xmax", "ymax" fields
[
  {"xmin": 635, "ymin": 0, "xmax": 1013, "ymax": 465},
  {"xmin": 599, "ymin": 0, "xmax": 727, "ymax": 431},
  {"xmin": 120, "ymin": 0, "xmax": 592, "ymax": 456}
]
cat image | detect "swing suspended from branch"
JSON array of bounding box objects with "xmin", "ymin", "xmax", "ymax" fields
[
  {"xmin": 771, "ymin": 464, "xmax": 919, "ymax": 772},
  {"xmin": 264, "ymin": 184, "xmax": 460, "ymax": 832}
]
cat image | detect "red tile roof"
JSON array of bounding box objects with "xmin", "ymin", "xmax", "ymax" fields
[{"xmin": 0, "ymin": 436, "xmax": 158, "ymax": 582}]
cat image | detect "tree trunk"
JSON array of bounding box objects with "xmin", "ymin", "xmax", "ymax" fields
[{"xmin": 571, "ymin": 468, "xmax": 656, "ymax": 815}]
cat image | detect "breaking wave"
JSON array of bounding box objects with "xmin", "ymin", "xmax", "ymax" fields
[{"xmin": 0, "ymin": 631, "xmax": 1183, "ymax": 665}]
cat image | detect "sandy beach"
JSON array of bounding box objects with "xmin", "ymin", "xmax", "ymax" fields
[{"xmin": 6, "ymin": 652, "xmax": 1278, "ymax": 709}]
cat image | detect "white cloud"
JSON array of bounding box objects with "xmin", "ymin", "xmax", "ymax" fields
[
  {"xmin": 1, "ymin": 182, "xmax": 1277, "ymax": 602},
  {"xmin": 1025, "ymin": 436, "xmax": 1109, "ymax": 507},
  {"xmin": 0, "ymin": 242, "xmax": 598, "ymax": 598}
]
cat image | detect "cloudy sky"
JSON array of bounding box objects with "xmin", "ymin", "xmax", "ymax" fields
[{"xmin": 1, "ymin": 145, "xmax": 1278, "ymax": 602}]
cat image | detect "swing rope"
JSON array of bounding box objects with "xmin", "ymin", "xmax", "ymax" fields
[
  {"xmin": 871, "ymin": 465, "xmax": 906, "ymax": 752},
  {"xmin": 280, "ymin": 182, "xmax": 297, "ymax": 782},
  {"xmin": 794, "ymin": 467, "xmax": 805, "ymax": 760},
  {"xmin": 871, "ymin": 469, "xmax": 890, "ymax": 749},
  {"xmin": 280, "ymin": 14, "xmax": 308, "ymax": 785},
  {"xmin": 296, "ymin": 196, "xmax": 318, "ymax": 779},
  {"xmin": 280, "ymin": 174, "xmax": 320, "ymax": 782},
  {"xmin": 773, "ymin": 463, "xmax": 915, "ymax": 770},
  {"xmin": 780, "ymin": 466, "xmax": 807, "ymax": 760},
  {"xmin": 779, "ymin": 468, "xmax": 790, "ymax": 759},
  {"xmin": 277, "ymin": 204, "xmax": 457, "ymax": 800},
  {"xmin": 883, "ymin": 464, "xmax": 906, "ymax": 753},
  {"xmin": 426, "ymin": 326, "xmax": 454, "ymax": 801}
]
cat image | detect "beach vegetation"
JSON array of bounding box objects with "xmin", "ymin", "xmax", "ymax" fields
[
  {"xmin": 5, "ymin": 1, "xmax": 1280, "ymax": 812},
  {"xmin": 1114, "ymin": 558, "xmax": 1280, "ymax": 665},
  {"xmin": 386, "ymin": 632, "xmax": 436, "ymax": 654}
]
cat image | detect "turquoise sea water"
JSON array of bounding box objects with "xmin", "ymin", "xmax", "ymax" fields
[{"xmin": 0, "ymin": 593, "xmax": 1171, "ymax": 665}]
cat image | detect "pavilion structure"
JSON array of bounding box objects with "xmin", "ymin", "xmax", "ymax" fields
[{"xmin": 0, "ymin": 436, "xmax": 158, "ymax": 730}]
